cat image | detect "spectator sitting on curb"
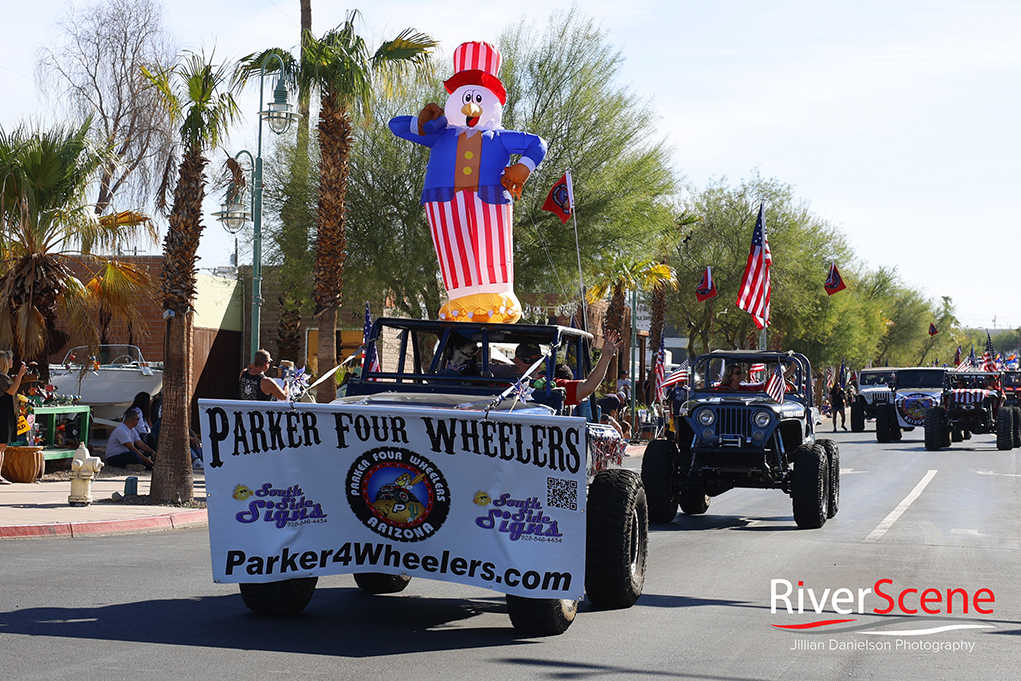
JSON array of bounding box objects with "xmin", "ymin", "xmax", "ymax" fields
[{"xmin": 105, "ymin": 409, "xmax": 155, "ymax": 470}]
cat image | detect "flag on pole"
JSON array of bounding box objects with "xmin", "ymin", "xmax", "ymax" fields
[
  {"xmin": 736, "ymin": 202, "xmax": 771, "ymax": 329},
  {"xmin": 839, "ymin": 358, "xmax": 847, "ymax": 387},
  {"xmin": 981, "ymin": 333, "xmax": 996, "ymax": 372},
  {"xmin": 954, "ymin": 346, "xmax": 962, "ymax": 365},
  {"xmin": 850, "ymin": 369, "xmax": 858, "ymax": 384},
  {"xmin": 661, "ymin": 359, "xmax": 689, "ymax": 390},
  {"xmin": 765, "ymin": 364, "xmax": 785, "ymax": 403},
  {"xmin": 695, "ymin": 265, "xmax": 718, "ymax": 302},
  {"xmin": 363, "ymin": 302, "xmax": 380, "ymax": 374},
  {"xmin": 749, "ymin": 362, "xmax": 765, "ymax": 381},
  {"xmin": 824, "ymin": 262, "xmax": 846, "ymax": 295},
  {"xmin": 541, "ymin": 172, "xmax": 574, "ymax": 224},
  {"xmin": 928, "ymin": 322, "xmax": 938, "ymax": 336},
  {"xmin": 653, "ymin": 335, "xmax": 667, "ymax": 401}
]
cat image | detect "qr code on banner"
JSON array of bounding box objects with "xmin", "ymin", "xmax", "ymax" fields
[{"xmin": 547, "ymin": 477, "xmax": 578, "ymax": 511}]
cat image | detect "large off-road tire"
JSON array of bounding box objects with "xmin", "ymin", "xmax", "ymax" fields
[
  {"xmin": 792, "ymin": 443, "xmax": 828, "ymax": 529},
  {"xmin": 641, "ymin": 439, "xmax": 679, "ymax": 523},
  {"xmin": 889, "ymin": 406, "xmax": 903, "ymax": 441},
  {"xmin": 996, "ymin": 408, "xmax": 1014, "ymax": 450},
  {"xmin": 354, "ymin": 573, "xmax": 412, "ymax": 594},
  {"xmin": 239, "ymin": 577, "xmax": 318, "ymax": 615},
  {"xmin": 924, "ymin": 407, "xmax": 946, "ymax": 451},
  {"xmin": 679, "ymin": 486, "xmax": 711, "ymax": 515},
  {"xmin": 850, "ymin": 399, "xmax": 866, "ymax": 432},
  {"xmin": 876, "ymin": 404, "xmax": 891, "ymax": 443},
  {"xmin": 1012, "ymin": 407, "xmax": 1021, "ymax": 449},
  {"xmin": 818, "ymin": 439, "xmax": 840, "ymax": 518},
  {"xmin": 586, "ymin": 468, "xmax": 648, "ymax": 610},
  {"xmin": 506, "ymin": 596, "xmax": 577, "ymax": 636}
]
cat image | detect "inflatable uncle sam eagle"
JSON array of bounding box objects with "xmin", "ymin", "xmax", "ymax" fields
[{"xmin": 389, "ymin": 41, "xmax": 547, "ymax": 323}]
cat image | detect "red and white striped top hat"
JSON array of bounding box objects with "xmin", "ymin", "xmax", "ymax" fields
[{"xmin": 443, "ymin": 41, "xmax": 507, "ymax": 105}]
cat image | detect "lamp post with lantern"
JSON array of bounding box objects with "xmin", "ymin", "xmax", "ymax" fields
[{"xmin": 214, "ymin": 53, "xmax": 299, "ymax": 361}]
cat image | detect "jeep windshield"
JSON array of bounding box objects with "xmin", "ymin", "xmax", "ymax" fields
[
  {"xmin": 690, "ymin": 353, "xmax": 808, "ymax": 401},
  {"xmin": 859, "ymin": 371, "xmax": 896, "ymax": 387},
  {"xmin": 1002, "ymin": 372, "xmax": 1021, "ymax": 388},
  {"xmin": 895, "ymin": 368, "xmax": 945, "ymax": 389}
]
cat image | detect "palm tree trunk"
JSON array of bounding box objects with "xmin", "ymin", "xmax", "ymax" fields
[
  {"xmin": 151, "ymin": 312, "xmax": 194, "ymax": 502},
  {"xmin": 312, "ymin": 96, "xmax": 352, "ymax": 402},
  {"xmin": 151, "ymin": 146, "xmax": 205, "ymax": 503}
]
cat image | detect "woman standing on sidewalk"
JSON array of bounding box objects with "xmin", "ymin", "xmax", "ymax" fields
[{"xmin": 0, "ymin": 350, "xmax": 29, "ymax": 484}]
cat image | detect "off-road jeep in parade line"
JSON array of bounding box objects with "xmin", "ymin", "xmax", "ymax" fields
[
  {"xmin": 201, "ymin": 318, "xmax": 647, "ymax": 637},
  {"xmin": 850, "ymin": 368, "xmax": 898, "ymax": 432},
  {"xmin": 875, "ymin": 367, "xmax": 947, "ymax": 443},
  {"xmin": 923, "ymin": 371, "xmax": 1020, "ymax": 451},
  {"xmin": 642, "ymin": 350, "xmax": 839, "ymax": 529}
]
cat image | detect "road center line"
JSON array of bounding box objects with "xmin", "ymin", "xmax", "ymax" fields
[{"xmin": 864, "ymin": 469, "xmax": 938, "ymax": 542}]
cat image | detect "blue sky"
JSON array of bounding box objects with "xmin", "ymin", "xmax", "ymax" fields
[{"xmin": 2, "ymin": 1, "xmax": 1020, "ymax": 330}]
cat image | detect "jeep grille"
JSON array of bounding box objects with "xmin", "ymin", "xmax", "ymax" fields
[{"xmin": 717, "ymin": 407, "xmax": 753, "ymax": 437}]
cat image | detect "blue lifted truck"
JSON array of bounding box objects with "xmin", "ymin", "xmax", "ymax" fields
[{"xmin": 642, "ymin": 350, "xmax": 839, "ymax": 529}]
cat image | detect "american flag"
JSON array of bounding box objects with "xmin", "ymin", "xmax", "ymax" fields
[
  {"xmin": 736, "ymin": 202, "xmax": 771, "ymax": 329},
  {"xmin": 653, "ymin": 335, "xmax": 667, "ymax": 401},
  {"xmin": 363, "ymin": 302, "xmax": 381, "ymax": 374},
  {"xmin": 765, "ymin": 363, "xmax": 785, "ymax": 403},
  {"xmin": 981, "ymin": 333, "xmax": 997, "ymax": 372},
  {"xmin": 661, "ymin": 358, "xmax": 689, "ymax": 390},
  {"xmin": 749, "ymin": 362, "xmax": 765, "ymax": 380}
]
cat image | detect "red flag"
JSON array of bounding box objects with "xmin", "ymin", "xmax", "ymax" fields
[
  {"xmin": 541, "ymin": 172, "xmax": 573, "ymax": 224},
  {"xmin": 824, "ymin": 262, "xmax": 846, "ymax": 295},
  {"xmin": 695, "ymin": 265, "xmax": 718, "ymax": 302},
  {"xmin": 928, "ymin": 322, "xmax": 938, "ymax": 336},
  {"xmin": 736, "ymin": 202, "xmax": 771, "ymax": 329}
]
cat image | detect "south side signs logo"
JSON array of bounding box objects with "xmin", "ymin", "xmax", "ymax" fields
[{"xmin": 346, "ymin": 447, "xmax": 450, "ymax": 541}]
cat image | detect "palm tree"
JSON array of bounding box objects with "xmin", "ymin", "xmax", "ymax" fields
[
  {"xmin": 0, "ymin": 121, "xmax": 157, "ymax": 377},
  {"xmin": 144, "ymin": 52, "xmax": 241, "ymax": 503},
  {"xmin": 238, "ymin": 11, "xmax": 436, "ymax": 401},
  {"xmin": 588, "ymin": 256, "xmax": 677, "ymax": 393}
]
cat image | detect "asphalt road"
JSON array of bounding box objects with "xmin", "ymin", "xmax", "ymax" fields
[{"xmin": 2, "ymin": 427, "xmax": 1020, "ymax": 680}]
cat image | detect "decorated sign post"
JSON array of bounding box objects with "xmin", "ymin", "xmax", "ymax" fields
[{"xmin": 389, "ymin": 41, "xmax": 547, "ymax": 323}]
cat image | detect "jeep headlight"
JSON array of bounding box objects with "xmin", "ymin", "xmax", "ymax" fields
[
  {"xmin": 695, "ymin": 408, "xmax": 715, "ymax": 427},
  {"xmin": 753, "ymin": 410, "xmax": 772, "ymax": 428}
]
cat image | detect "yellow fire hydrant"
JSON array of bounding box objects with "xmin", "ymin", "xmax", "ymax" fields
[{"xmin": 68, "ymin": 444, "xmax": 104, "ymax": 507}]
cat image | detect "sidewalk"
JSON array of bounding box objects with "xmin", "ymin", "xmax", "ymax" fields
[{"xmin": 0, "ymin": 471, "xmax": 207, "ymax": 540}]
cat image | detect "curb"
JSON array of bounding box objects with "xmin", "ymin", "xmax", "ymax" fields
[{"xmin": 0, "ymin": 509, "xmax": 207, "ymax": 540}]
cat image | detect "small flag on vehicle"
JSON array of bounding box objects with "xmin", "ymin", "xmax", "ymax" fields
[
  {"xmin": 653, "ymin": 335, "xmax": 667, "ymax": 401},
  {"xmin": 765, "ymin": 364, "xmax": 785, "ymax": 403},
  {"xmin": 981, "ymin": 333, "xmax": 996, "ymax": 372}
]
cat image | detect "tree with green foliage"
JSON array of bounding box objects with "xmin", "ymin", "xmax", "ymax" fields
[
  {"xmin": 0, "ymin": 121, "xmax": 156, "ymax": 376},
  {"xmin": 238, "ymin": 12, "xmax": 436, "ymax": 400},
  {"xmin": 498, "ymin": 8, "xmax": 677, "ymax": 311}
]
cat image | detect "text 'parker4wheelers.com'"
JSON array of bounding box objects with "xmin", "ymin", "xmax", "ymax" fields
[{"xmin": 202, "ymin": 318, "xmax": 648, "ymax": 636}]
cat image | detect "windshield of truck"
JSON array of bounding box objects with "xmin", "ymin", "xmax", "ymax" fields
[
  {"xmin": 859, "ymin": 371, "xmax": 896, "ymax": 387},
  {"xmin": 1003, "ymin": 372, "xmax": 1021, "ymax": 388},
  {"xmin": 691, "ymin": 356, "xmax": 805, "ymax": 398},
  {"xmin": 896, "ymin": 369, "xmax": 944, "ymax": 389}
]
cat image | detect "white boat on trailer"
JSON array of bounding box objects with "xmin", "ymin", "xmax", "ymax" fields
[{"xmin": 49, "ymin": 344, "xmax": 163, "ymax": 421}]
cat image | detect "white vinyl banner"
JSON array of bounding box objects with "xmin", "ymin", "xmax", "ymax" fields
[{"xmin": 200, "ymin": 400, "xmax": 588, "ymax": 600}]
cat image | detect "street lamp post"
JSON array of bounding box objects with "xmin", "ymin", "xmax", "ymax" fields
[{"xmin": 214, "ymin": 53, "xmax": 299, "ymax": 362}]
